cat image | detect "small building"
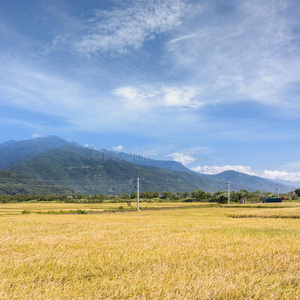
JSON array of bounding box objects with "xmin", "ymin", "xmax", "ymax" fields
[{"xmin": 263, "ymin": 198, "xmax": 282, "ymax": 203}]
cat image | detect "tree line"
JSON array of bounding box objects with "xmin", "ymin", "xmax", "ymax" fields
[{"xmin": 1, "ymin": 189, "xmax": 299, "ymax": 203}]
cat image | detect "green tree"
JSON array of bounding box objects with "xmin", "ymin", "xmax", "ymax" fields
[
  {"xmin": 213, "ymin": 191, "xmax": 227, "ymax": 204},
  {"xmin": 191, "ymin": 190, "xmax": 208, "ymax": 201},
  {"xmin": 295, "ymin": 188, "xmax": 300, "ymax": 197},
  {"xmin": 191, "ymin": 190, "xmax": 199, "ymax": 200},
  {"xmin": 98, "ymin": 194, "xmax": 106, "ymax": 200},
  {"xmin": 230, "ymin": 191, "xmax": 243, "ymax": 203},
  {"xmin": 176, "ymin": 192, "xmax": 184, "ymax": 199},
  {"xmin": 140, "ymin": 191, "xmax": 159, "ymax": 199},
  {"xmin": 118, "ymin": 193, "xmax": 130, "ymax": 200},
  {"xmin": 161, "ymin": 191, "xmax": 175, "ymax": 200},
  {"xmin": 183, "ymin": 192, "xmax": 190, "ymax": 199},
  {"xmin": 153, "ymin": 191, "xmax": 159, "ymax": 198}
]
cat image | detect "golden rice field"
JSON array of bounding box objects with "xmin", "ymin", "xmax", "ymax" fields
[{"xmin": 0, "ymin": 202, "xmax": 300, "ymax": 299}]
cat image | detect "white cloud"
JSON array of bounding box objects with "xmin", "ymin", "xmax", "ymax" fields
[
  {"xmin": 113, "ymin": 86, "xmax": 154, "ymax": 110},
  {"xmin": 162, "ymin": 86, "xmax": 202, "ymax": 108},
  {"xmin": 191, "ymin": 165, "xmax": 255, "ymax": 175},
  {"xmin": 83, "ymin": 143, "xmax": 93, "ymax": 148},
  {"xmin": 113, "ymin": 85, "xmax": 202, "ymax": 108},
  {"xmin": 32, "ymin": 134, "xmax": 42, "ymax": 138},
  {"xmin": 74, "ymin": 0, "xmax": 187, "ymax": 55},
  {"xmin": 114, "ymin": 86, "xmax": 148, "ymax": 101},
  {"xmin": 191, "ymin": 164, "xmax": 300, "ymax": 182},
  {"xmin": 167, "ymin": 152, "xmax": 196, "ymax": 165},
  {"xmin": 112, "ymin": 145, "xmax": 124, "ymax": 152},
  {"xmin": 261, "ymin": 170, "xmax": 300, "ymax": 182}
]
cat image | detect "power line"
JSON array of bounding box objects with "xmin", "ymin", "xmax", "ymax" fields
[
  {"xmin": 137, "ymin": 177, "xmax": 140, "ymax": 211},
  {"xmin": 133, "ymin": 177, "xmax": 140, "ymax": 211},
  {"xmin": 226, "ymin": 181, "xmax": 230, "ymax": 205},
  {"xmin": 276, "ymin": 183, "xmax": 279, "ymax": 198}
]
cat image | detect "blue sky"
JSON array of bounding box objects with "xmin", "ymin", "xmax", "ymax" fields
[{"xmin": 1, "ymin": 0, "xmax": 300, "ymax": 182}]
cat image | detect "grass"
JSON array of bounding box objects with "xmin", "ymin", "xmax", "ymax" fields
[
  {"xmin": 36, "ymin": 209, "xmax": 88, "ymax": 215},
  {"xmin": 0, "ymin": 201, "xmax": 216, "ymax": 215},
  {"xmin": 228, "ymin": 206, "xmax": 300, "ymax": 219},
  {"xmin": 0, "ymin": 202, "xmax": 299, "ymax": 299}
]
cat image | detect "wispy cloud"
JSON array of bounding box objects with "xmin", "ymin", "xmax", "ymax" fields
[
  {"xmin": 191, "ymin": 165, "xmax": 255, "ymax": 175},
  {"xmin": 0, "ymin": 61, "xmax": 85, "ymax": 115},
  {"xmin": 0, "ymin": 59, "xmax": 204, "ymax": 136},
  {"xmin": 166, "ymin": 0, "xmax": 300, "ymax": 110},
  {"xmin": 283, "ymin": 161, "xmax": 300, "ymax": 169},
  {"xmin": 74, "ymin": 0, "xmax": 187, "ymax": 55}
]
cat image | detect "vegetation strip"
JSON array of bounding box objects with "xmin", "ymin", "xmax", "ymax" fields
[
  {"xmin": 22, "ymin": 204, "xmax": 215, "ymax": 215},
  {"xmin": 221, "ymin": 205, "xmax": 298, "ymax": 209},
  {"xmin": 229, "ymin": 214, "xmax": 300, "ymax": 219}
]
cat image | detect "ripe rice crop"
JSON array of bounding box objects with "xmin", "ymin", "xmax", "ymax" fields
[{"xmin": 0, "ymin": 203, "xmax": 299, "ymax": 299}]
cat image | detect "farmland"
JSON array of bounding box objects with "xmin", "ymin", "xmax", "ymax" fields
[{"xmin": 0, "ymin": 202, "xmax": 300, "ymax": 299}]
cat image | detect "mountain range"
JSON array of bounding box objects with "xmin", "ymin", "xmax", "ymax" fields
[{"xmin": 0, "ymin": 136, "xmax": 296, "ymax": 195}]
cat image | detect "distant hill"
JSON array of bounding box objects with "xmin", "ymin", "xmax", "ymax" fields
[
  {"xmin": 0, "ymin": 135, "xmax": 73, "ymax": 169},
  {"xmin": 100, "ymin": 149, "xmax": 197, "ymax": 174},
  {"xmin": 6, "ymin": 145, "xmax": 224, "ymax": 195},
  {"xmin": 0, "ymin": 136, "xmax": 195, "ymax": 175},
  {"xmin": 269, "ymin": 178, "xmax": 298, "ymax": 190},
  {"xmin": 208, "ymin": 170, "xmax": 294, "ymax": 193},
  {"xmin": 0, "ymin": 140, "xmax": 16, "ymax": 148},
  {"xmin": 0, "ymin": 170, "xmax": 73, "ymax": 195}
]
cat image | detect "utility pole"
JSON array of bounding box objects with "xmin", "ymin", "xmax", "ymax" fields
[
  {"xmin": 276, "ymin": 183, "xmax": 279, "ymax": 198},
  {"xmin": 137, "ymin": 177, "xmax": 140, "ymax": 211},
  {"xmin": 226, "ymin": 181, "xmax": 230, "ymax": 204}
]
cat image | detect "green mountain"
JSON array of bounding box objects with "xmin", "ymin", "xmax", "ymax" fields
[
  {"xmin": 209, "ymin": 170, "xmax": 294, "ymax": 193},
  {"xmin": 0, "ymin": 136, "xmax": 195, "ymax": 175},
  {"xmin": 0, "ymin": 140, "xmax": 16, "ymax": 148},
  {"xmin": 101, "ymin": 149, "xmax": 197, "ymax": 174},
  {"xmin": 0, "ymin": 170, "xmax": 73, "ymax": 195},
  {"xmin": 0, "ymin": 135, "xmax": 72, "ymax": 169},
  {"xmin": 6, "ymin": 145, "xmax": 223, "ymax": 195},
  {"xmin": 0, "ymin": 136, "xmax": 294, "ymax": 195}
]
